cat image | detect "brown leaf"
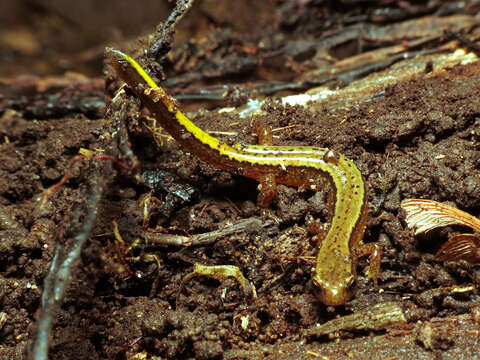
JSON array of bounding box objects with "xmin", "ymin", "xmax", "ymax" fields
[
  {"xmin": 435, "ymin": 233, "xmax": 480, "ymax": 263},
  {"xmin": 401, "ymin": 199, "xmax": 480, "ymax": 235}
]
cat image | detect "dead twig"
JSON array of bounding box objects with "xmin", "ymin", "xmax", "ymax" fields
[
  {"xmin": 148, "ymin": 0, "xmax": 196, "ymax": 62},
  {"xmin": 29, "ymin": 90, "xmax": 140, "ymax": 360},
  {"xmin": 145, "ymin": 217, "xmax": 268, "ymax": 247},
  {"xmin": 30, "ymin": 157, "xmax": 109, "ymax": 360},
  {"xmin": 444, "ymin": 28, "xmax": 480, "ymax": 57},
  {"xmin": 305, "ymin": 302, "xmax": 406, "ymax": 338}
]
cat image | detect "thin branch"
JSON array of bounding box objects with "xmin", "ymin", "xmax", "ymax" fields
[
  {"xmin": 29, "ymin": 160, "xmax": 107, "ymax": 360},
  {"xmin": 148, "ymin": 0, "xmax": 196, "ymax": 61},
  {"xmin": 28, "ymin": 90, "xmax": 139, "ymax": 360},
  {"xmin": 145, "ymin": 218, "xmax": 268, "ymax": 247}
]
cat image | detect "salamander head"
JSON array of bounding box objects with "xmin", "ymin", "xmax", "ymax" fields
[{"xmin": 312, "ymin": 272, "xmax": 356, "ymax": 306}]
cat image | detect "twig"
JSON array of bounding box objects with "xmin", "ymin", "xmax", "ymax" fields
[
  {"xmin": 305, "ymin": 302, "xmax": 406, "ymax": 338},
  {"xmin": 39, "ymin": 154, "xmax": 138, "ymax": 209},
  {"xmin": 29, "ymin": 160, "xmax": 107, "ymax": 360},
  {"xmin": 444, "ymin": 29, "xmax": 480, "ymax": 57},
  {"xmin": 28, "ymin": 90, "xmax": 139, "ymax": 360},
  {"xmin": 148, "ymin": 0, "xmax": 196, "ymax": 61},
  {"xmin": 145, "ymin": 217, "xmax": 268, "ymax": 246}
]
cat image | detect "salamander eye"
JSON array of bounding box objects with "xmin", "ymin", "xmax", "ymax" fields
[{"xmin": 345, "ymin": 275, "xmax": 356, "ymax": 290}]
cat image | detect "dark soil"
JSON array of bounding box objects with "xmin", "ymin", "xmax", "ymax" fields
[{"xmin": 1, "ymin": 1, "xmax": 480, "ymax": 359}]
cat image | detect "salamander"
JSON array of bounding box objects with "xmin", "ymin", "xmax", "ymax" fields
[{"xmin": 107, "ymin": 48, "xmax": 381, "ymax": 306}]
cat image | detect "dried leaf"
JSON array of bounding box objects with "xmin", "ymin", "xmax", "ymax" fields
[
  {"xmin": 401, "ymin": 199, "xmax": 480, "ymax": 235},
  {"xmin": 435, "ymin": 233, "xmax": 480, "ymax": 263},
  {"xmin": 401, "ymin": 199, "xmax": 480, "ymax": 263}
]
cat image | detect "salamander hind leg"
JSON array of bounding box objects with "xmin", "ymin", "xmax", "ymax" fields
[
  {"xmin": 257, "ymin": 173, "xmax": 281, "ymax": 220},
  {"xmin": 252, "ymin": 119, "xmax": 281, "ymax": 220},
  {"xmin": 355, "ymin": 242, "xmax": 382, "ymax": 287}
]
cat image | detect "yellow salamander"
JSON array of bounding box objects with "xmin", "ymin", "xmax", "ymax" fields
[{"xmin": 107, "ymin": 48, "xmax": 381, "ymax": 306}]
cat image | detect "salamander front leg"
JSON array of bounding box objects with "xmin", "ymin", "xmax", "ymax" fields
[
  {"xmin": 256, "ymin": 174, "xmax": 282, "ymax": 221},
  {"xmin": 306, "ymin": 216, "xmax": 329, "ymax": 245},
  {"xmin": 306, "ymin": 186, "xmax": 336, "ymax": 244},
  {"xmin": 355, "ymin": 242, "xmax": 382, "ymax": 287},
  {"xmin": 257, "ymin": 173, "xmax": 277, "ymax": 209},
  {"xmin": 252, "ymin": 119, "xmax": 280, "ymax": 219}
]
